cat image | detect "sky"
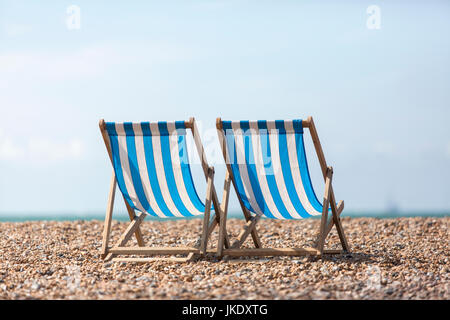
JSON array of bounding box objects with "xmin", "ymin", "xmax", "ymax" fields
[{"xmin": 0, "ymin": 1, "xmax": 449, "ymax": 216}]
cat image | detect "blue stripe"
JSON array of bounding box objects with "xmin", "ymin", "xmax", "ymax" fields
[
  {"xmin": 240, "ymin": 121, "xmax": 276, "ymax": 218},
  {"xmin": 257, "ymin": 120, "xmax": 267, "ymax": 131},
  {"xmin": 175, "ymin": 121, "xmax": 205, "ymax": 212},
  {"xmin": 158, "ymin": 122, "xmax": 169, "ymax": 135},
  {"xmin": 276, "ymin": 121, "xmax": 311, "ymax": 218},
  {"xmin": 140, "ymin": 122, "xmax": 175, "ymax": 217},
  {"xmin": 105, "ymin": 122, "xmax": 118, "ymax": 135},
  {"xmin": 295, "ymin": 132, "xmax": 324, "ymax": 213},
  {"xmin": 141, "ymin": 122, "xmax": 152, "ymax": 135},
  {"xmin": 257, "ymin": 121, "xmax": 293, "ymax": 219},
  {"xmin": 158, "ymin": 122, "xmax": 194, "ymax": 217},
  {"xmin": 107, "ymin": 124, "xmax": 137, "ymax": 212},
  {"xmin": 222, "ymin": 121, "xmax": 233, "ymax": 130},
  {"xmin": 105, "ymin": 120, "xmax": 209, "ymax": 218},
  {"xmin": 123, "ymin": 123, "xmax": 157, "ymax": 216},
  {"xmin": 292, "ymin": 119, "xmax": 303, "ymax": 133},
  {"xmin": 221, "ymin": 119, "xmax": 324, "ymax": 219},
  {"xmin": 224, "ymin": 130, "xmax": 256, "ymax": 213},
  {"xmin": 175, "ymin": 120, "xmax": 186, "ymax": 131},
  {"xmin": 275, "ymin": 120, "xmax": 286, "ymax": 134}
]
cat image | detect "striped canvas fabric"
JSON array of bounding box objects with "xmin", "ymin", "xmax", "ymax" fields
[
  {"xmin": 105, "ymin": 121, "xmax": 206, "ymax": 218},
  {"xmin": 220, "ymin": 119, "xmax": 325, "ymax": 219}
]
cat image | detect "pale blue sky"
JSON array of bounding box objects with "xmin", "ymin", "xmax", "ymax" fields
[{"xmin": 0, "ymin": 1, "xmax": 449, "ymax": 215}]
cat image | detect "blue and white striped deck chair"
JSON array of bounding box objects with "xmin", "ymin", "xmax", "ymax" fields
[
  {"xmin": 99, "ymin": 118, "xmax": 229, "ymax": 263},
  {"xmin": 216, "ymin": 116, "xmax": 350, "ymax": 258}
]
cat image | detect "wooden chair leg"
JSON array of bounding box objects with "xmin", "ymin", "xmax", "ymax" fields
[
  {"xmin": 205, "ymin": 213, "xmax": 217, "ymax": 238},
  {"xmin": 315, "ymin": 168, "xmax": 350, "ymax": 254},
  {"xmin": 323, "ymin": 200, "xmax": 344, "ymax": 239},
  {"xmin": 190, "ymin": 118, "xmax": 231, "ymax": 251},
  {"xmin": 206, "ymin": 211, "xmax": 231, "ymax": 249},
  {"xmin": 104, "ymin": 212, "xmax": 146, "ymax": 261},
  {"xmin": 330, "ymin": 190, "xmax": 350, "ymax": 252},
  {"xmin": 307, "ymin": 117, "xmax": 351, "ymax": 253},
  {"xmin": 210, "ymin": 191, "xmax": 231, "ymax": 249},
  {"xmin": 239, "ymin": 199, "xmax": 262, "ymax": 248},
  {"xmin": 101, "ymin": 173, "xmax": 116, "ymax": 259},
  {"xmin": 200, "ymin": 167, "xmax": 214, "ymax": 255},
  {"xmin": 217, "ymin": 209, "xmax": 228, "ymax": 257},
  {"xmin": 317, "ymin": 167, "xmax": 332, "ymax": 254},
  {"xmin": 216, "ymin": 215, "xmax": 231, "ymax": 249},
  {"xmin": 217, "ymin": 171, "xmax": 231, "ymax": 257},
  {"xmin": 124, "ymin": 198, "xmax": 145, "ymax": 247},
  {"xmin": 231, "ymin": 214, "xmax": 261, "ymax": 249}
]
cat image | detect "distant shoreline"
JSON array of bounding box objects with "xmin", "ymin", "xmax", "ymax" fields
[{"xmin": 0, "ymin": 211, "xmax": 448, "ymax": 222}]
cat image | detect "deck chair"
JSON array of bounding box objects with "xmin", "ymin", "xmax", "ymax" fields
[
  {"xmin": 215, "ymin": 116, "xmax": 351, "ymax": 258},
  {"xmin": 99, "ymin": 118, "xmax": 230, "ymax": 263}
]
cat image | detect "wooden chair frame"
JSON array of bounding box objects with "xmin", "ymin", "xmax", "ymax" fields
[
  {"xmin": 215, "ymin": 116, "xmax": 351, "ymax": 258},
  {"xmin": 99, "ymin": 117, "xmax": 230, "ymax": 263}
]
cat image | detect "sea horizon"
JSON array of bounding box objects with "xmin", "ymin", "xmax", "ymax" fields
[{"xmin": 0, "ymin": 210, "xmax": 448, "ymax": 222}]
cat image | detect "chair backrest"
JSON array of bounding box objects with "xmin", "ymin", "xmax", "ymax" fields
[
  {"xmin": 104, "ymin": 121, "xmax": 205, "ymax": 218},
  {"xmin": 219, "ymin": 119, "xmax": 324, "ymax": 219}
]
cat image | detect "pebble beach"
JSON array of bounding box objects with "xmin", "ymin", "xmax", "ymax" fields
[{"xmin": 0, "ymin": 217, "xmax": 448, "ymax": 300}]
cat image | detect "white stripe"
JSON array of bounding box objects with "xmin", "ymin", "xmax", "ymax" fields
[
  {"xmin": 115, "ymin": 123, "xmax": 147, "ymax": 214},
  {"xmin": 132, "ymin": 123, "xmax": 167, "ymax": 218},
  {"xmin": 167, "ymin": 122, "xmax": 203, "ymax": 216},
  {"xmin": 266, "ymin": 121, "xmax": 303, "ymax": 219},
  {"xmin": 284, "ymin": 121, "xmax": 322, "ymax": 216},
  {"xmin": 247, "ymin": 122, "xmax": 285, "ymax": 219},
  {"xmin": 231, "ymin": 122, "xmax": 264, "ymax": 215},
  {"xmin": 149, "ymin": 122, "xmax": 159, "ymax": 133},
  {"xmin": 164, "ymin": 121, "xmax": 178, "ymax": 135},
  {"xmin": 150, "ymin": 125, "xmax": 183, "ymax": 217},
  {"xmin": 115, "ymin": 124, "xmax": 126, "ymax": 136}
]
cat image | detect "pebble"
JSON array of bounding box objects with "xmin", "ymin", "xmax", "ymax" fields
[
  {"xmin": 0, "ymin": 217, "xmax": 448, "ymax": 299},
  {"xmin": 30, "ymin": 282, "xmax": 40, "ymax": 291}
]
